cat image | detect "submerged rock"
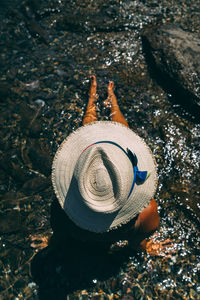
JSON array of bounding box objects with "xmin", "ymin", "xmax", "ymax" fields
[
  {"xmin": 142, "ymin": 24, "xmax": 200, "ymax": 118},
  {"xmin": 22, "ymin": 176, "xmax": 51, "ymax": 194},
  {"xmin": 0, "ymin": 81, "xmax": 11, "ymax": 99},
  {"xmin": 19, "ymin": 102, "xmax": 43, "ymax": 137},
  {"xmin": 0, "ymin": 210, "xmax": 22, "ymax": 233},
  {"xmin": 19, "ymin": 80, "xmax": 40, "ymax": 91},
  {"xmin": 27, "ymin": 139, "xmax": 52, "ymax": 176},
  {"xmin": 55, "ymin": 0, "xmax": 124, "ymax": 32}
]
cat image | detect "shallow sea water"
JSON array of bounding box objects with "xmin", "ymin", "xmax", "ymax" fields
[{"xmin": 0, "ymin": 0, "xmax": 199, "ymax": 299}]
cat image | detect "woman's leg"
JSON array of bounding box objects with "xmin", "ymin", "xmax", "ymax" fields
[
  {"xmin": 104, "ymin": 81, "xmax": 129, "ymax": 128},
  {"xmin": 82, "ymin": 75, "xmax": 98, "ymax": 125}
]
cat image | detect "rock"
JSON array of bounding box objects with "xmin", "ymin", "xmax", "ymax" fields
[
  {"xmin": 142, "ymin": 24, "xmax": 200, "ymax": 118},
  {"xmin": 0, "ymin": 81, "xmax": 11, "ymax": 99},
  {"xmin": 0, "ymin": 151, "xmax": 32, "ymax": 185},
  {"xmin": 0, "ymin": 210, "xmax": 21, "ymax": 233},
  {"xmin": 132, "ymin": 285, "xmax": 144, "ymax": 300},
  {"xmin": 55, "ymin": 1, "xmax": 123, "ymax": 33},
  {"xmin": 0, "ymin": 0, "xmax": 22, "ymax": 17},
  {"xmin": 0, "ymin": 191, "xmax": 16, "ymax": 202},
  {"xmin": 22, "ymin": 176, "xmax": 51, "ymax": 194},
  {"xmin": 27, "ymin": 139, "xmax": 52, "ymax": 176},
  {"xmin": 189, "ymin": 288, "xmax": 198, "ymax": 299},
  {"xmin": 19, "ymin": 0, "xmax": 49, "ymax": 44},
  {"xmin": 0, "ymin": 191, "xmax": 30, "ymax": 209},
  {"xmin": 34, "ymin": 99, "xmax": 46, "ymax": 108},
  {"xmin": 18, "ymin": 102, "xmax": 43, "ymax": 137},
  {"xmin": 19, "ymin": 80, "xmax": 40, "ymax": 91},
  {"xmin": 121, "ymin": 295, "xmax": 134, "ymax": 300}
]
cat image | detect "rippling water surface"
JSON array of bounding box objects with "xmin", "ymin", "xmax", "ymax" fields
[{"xmin": 0, "ymin": 0, "xmax": 199, "ymax": 299}]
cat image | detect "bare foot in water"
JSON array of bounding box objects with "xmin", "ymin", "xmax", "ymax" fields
[
  {"xmin": 104, "ymin": 81, "xmax": 118, "ymax": 109},
  {"xmin": 104, "ymin": 81, "xmax": 129, "ymax": 127},
  {"xmin": 89, "ymin": 75, "xmax": 97, "ymax": 98}
]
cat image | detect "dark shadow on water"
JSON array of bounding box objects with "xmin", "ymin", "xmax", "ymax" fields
[
  {"xmin": 141, "ymin": 36, "xmax": 200, "ymax": 123},
  {"xmin": 31, "ymin": 200, "xmax": 135, "ymax": 300}
]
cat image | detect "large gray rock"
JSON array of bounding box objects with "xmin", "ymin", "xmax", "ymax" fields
[{"xmin": 142, "ymin": 24, "xmax": 200, "ymax": 118}]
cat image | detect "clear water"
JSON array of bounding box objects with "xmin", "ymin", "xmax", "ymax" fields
[{"xmin": 0, "ymin": 0, "xmax": 199, "ymax": 299}]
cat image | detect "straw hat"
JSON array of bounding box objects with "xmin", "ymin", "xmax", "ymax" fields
[{"xmin": 52, "ymin": 121, "xmax": 157, "ymax": 233}]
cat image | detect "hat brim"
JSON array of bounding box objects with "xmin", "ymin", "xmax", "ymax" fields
[{"xmin": 52, "ymin": 121, "xmax": 158, "ymax": 232}]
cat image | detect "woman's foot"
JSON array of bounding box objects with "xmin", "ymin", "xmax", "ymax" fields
[
  {"xmin": 104, "ymin": 81, "xmax": 129, "ymax": 127},
  {"xmin": 89, "ymin": 75, "xmax": 97, "ymax": 101},
  {"xmin": 107, "ymin": 81, "xmax": 114, "ymax": 94},
  {"xmin": 104, "ymin": 81, "xmax": 118, "ymax": 109}
]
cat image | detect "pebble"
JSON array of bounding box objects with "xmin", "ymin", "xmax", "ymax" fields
[{"xmin": 34, "ymin": 99, "xmax": 46, "ymax": 107}]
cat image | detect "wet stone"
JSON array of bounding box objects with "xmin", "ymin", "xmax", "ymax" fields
[
  {"xmin": 0, "ymin": 191, "xmax": 17, "ymax": 203},
  {"xmin": 189, "ymin": 288, "xmax": 198, "ymax": 299},
  {"xmin": 123, "ymin": 296, "xmax": 134, "ymax": 300},
  {"xmin": 27, "ymin": 139, "xmax": 52, "ymax": 176},
  {"xmin": 19, "ymin": 79, "xmax": 40, "ymax": 91},
  {"xmin": 18, "ymin": 102, "xmax": 43, "ymax": 137},
  {"xmin": 131, "ymin": 285, "xmax": 143, "ymax": 300},
  {"xmin": 0, "ymin": 81, "xmax": 11, "ymax": 100},
  {"xmin": 34, "ymin": 99, "xmax": 46, "ymax": 108},
  {"xmin": 0, "ymin": 151, "xmax": 32, "ymax": 185},
  {"xmin": 0, "ymin": 191, "xmax": 33, "ymax": 210},
  {"xmin": 142, "ymin": 24, "xmax": 200, "ymax": 116},
  {"xmin": 21, "ymin": 176, "xmax": 51, "ymax": 194},
  {"xmin": 0, "ymin": 210, "xmax": 22, "ymax": 234}
]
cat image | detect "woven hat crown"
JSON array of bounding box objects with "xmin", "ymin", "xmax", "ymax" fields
[{"xmin": 73, "ymin": 144, "xmax": 134, "ymax": 213}]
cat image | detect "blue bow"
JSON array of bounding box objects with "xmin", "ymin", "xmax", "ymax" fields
[
  {"xmin": 126, "ymin": 148, "xmax": 150, "ymax": 197},
  {"xmin": 127, "ymin": 148, "xmax": 149, "ymax": 183}
]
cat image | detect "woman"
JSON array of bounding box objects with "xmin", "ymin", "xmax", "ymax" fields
[{"xmin": 32, "ymin": 76, "xmax": 172, "ymax": 256}]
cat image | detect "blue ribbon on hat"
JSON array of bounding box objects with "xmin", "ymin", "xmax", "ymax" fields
[
  {"xmin": 83, "ymin": 141, "xmax": 150, "ymax": 198},
  {"xmin": 126, "ymin": 148, "xmax": 150, "ymax": 197}
]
